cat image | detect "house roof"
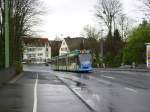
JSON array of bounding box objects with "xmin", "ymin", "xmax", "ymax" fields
[
  {"xmin": 22, "ymin": 37, "xmax": 49, "ymax": 47},
  {"xmin": 49, "ymin": 40, "xmax": 62, "ymax": 48},
  {"xmin": 64, "ymin": 37, "xmax": 87, "ymax": 51},
  {"xmin": 49, "ymin": 40, "xmax": 62, "ymax": 57}
]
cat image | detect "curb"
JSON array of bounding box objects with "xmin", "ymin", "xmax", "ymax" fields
[
  {"xmin": 95, "ymin": 68, "xmax": 149, "ymax": 72},
  {"xmin": 56, "ymin": 76, "xmax": 96, "ymax": 112},
  {"xmin": 9, "ymin": 73, "xmax": 23, "ymax": 84}
]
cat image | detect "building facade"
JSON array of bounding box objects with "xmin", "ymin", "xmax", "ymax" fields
[
  {"xmin": 22, "ymin": 37, "xmax": 51, "ymax": 64},
  {"xmin": 59, "ymin": 37, "xmax": 86, "ymax": 56},
  {"xmin": 59, "ymin": 39, "xmax": 70, "ymax": 56}
]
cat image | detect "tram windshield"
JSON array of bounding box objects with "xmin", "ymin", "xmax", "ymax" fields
[{"xmin": 79, "ymin": 54, "xmax": 92, "ymax": 62}]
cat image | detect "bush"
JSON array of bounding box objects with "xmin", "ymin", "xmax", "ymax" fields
[{"xmin": 14, "ymin": 61, "xmax": 23, "ymax": 74}]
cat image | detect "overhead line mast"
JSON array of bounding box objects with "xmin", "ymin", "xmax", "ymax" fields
[{"xmin": 4, "ymin": 0, "xmax": 10, "ymax": 68}]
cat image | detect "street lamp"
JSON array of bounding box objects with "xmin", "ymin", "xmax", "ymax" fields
[{"xmin": 100, "ymin": 29, "xmax": 104, "ymax": 68}]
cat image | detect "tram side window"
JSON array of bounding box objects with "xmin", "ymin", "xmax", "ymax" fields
[
  {"xmin": 58, "ymin": 58, "xmax": 66, "ymax": 66},
  {"xmin": 77, "ymin": 56, "xmax": 79, "ymax": 65},
  {"xmin": 51, "ymin": 60, "xmax": 54, "ymax": 65},
  {"xmin": 68, "ymin": 56, "xmax": 77, "ymax": 65},
  {"xmin": 58, "ymin": 58, "xmax": 61, "ymax": 66},
  {"xmin": 54, "ymin": 60, "xmax": 57, "ymax": 66}
]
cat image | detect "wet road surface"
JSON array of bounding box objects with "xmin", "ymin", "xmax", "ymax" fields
[
  {"xmin": 0, "ymin": 66, "xmax": 91, "ymax": 112},
  {"xmin": 0, "ymin": 64, "xmax": 150, "ymax": 112},
  {"xmin": 53, "ymin": 69, "xmax": 150, "ymax": 112}
]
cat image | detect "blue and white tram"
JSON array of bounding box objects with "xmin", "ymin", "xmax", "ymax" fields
[{"xmin": 51, "ymin": 50, "xmax": 92, "ymax": 72}]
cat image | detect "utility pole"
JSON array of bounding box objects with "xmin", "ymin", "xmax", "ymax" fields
[
  {"xmin": 100, "ymin": 29, "xmax": 104, "ymax": 68},
  {"xmin": 4, "ymin": 0, "xmax": 9, "ymax": 68},
  {"xmin": 100, "ymin": 29, "xmax": 104, "ymax": 58}
]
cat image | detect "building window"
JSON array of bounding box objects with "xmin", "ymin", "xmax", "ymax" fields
[
  {"xmin": 61, "ymin": 48, "xmax": 67, "ymax": 51},
  {"xmin": 62, "ymin": 41, "xmax": 65, "ymax": 45},
  {"xmin": 38, "ymin": 53, "xmax": 43, "ymax": 56},
  {"xmin": 46, "ymin": 47, "xmax": 48, "ymax": 51},
  {"xmin": 28, "ymin": 48, "xmax": 35, "ymax": 52},
  {"xmin": 38, "ymin": 48, "xmax": 42, "ymax": 51}
]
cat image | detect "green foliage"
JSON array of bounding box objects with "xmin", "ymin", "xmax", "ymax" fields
[
  {"xmin": 103, "ymin": 29, "xmax": 124, "ymax": 67},
  {"xmin": 14, "ymin": 61, "xmax": 23, "ymax": 74},
  {"xmin": 85, "ymin": 37, "xmax": 100, "ymax": 67},
  {"xmin": 123, "ymin": 21, "xmax": 150, "ymax": 64},
  {"xmin": 81, "ymin": 25, "xmax": 101, "ymax": 67}
]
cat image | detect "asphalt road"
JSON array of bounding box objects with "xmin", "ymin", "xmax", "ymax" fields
[
  {"xmin": 0, "ymin": 64, "xmax": 150, "ymax": 112},
  {"xmin": 56, "ymin": 69, "xmax": 150, "ymax": 112},
  {"xmin": 0, "ymin": 65, "xmax": 91, "ymax": 112}
]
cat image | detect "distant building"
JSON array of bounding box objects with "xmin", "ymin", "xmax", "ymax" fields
[
  {"xmin": 49, "ymin": 40, "xmax": 62, "ymax": 57},
  {"xmin": 22, "ymin": 37, "xmax": 51, "ymax": 64},
  {"xmin": 59, "ymin": 37, "xmax": 87, "ymax": 56}
]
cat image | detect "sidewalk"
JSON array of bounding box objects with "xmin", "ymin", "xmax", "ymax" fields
[{"xmin": 0, "ymin": 68, "xmax": 16, "ymax": 86}]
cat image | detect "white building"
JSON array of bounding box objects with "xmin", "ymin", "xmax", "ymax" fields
[
  {"xmin": 59, "ymin": 37, "xmax": 86, "ymax": 56},
  {"xmin": 22, "ymin": 37, "xmax": 51, "ymax": 64},
  {"xmin": 59, "ymin": 38, "xmax": 70, "ymax": 56}
]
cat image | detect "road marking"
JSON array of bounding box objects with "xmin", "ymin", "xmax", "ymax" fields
[
  {"xmin": 24, "ymin": 69, "xmax": 50, "ymax": 73},
  {"xmin": 33, "ymin": 74, "xmax": 38, "ymax": 112},
  {"xmin": 97, "ymin": 79, "xmax": 112, "ymax": 85},
  {"xmin": 102, "ymin": 75, "xmax": 115, "ymax": 80},
  {"xmin": 125, "ymin": 87, "xmax": 137, "ymax": 93}
]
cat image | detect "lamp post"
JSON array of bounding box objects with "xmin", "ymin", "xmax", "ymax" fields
[
  {"xmin": 4, "ymin": 0, "xmax": 9, "ymax": 68},
  {"xmin": 100, "ymin": 29, "xmax": 104, "ymax": 59},
  {"xmin": 100, "ymin": 29, "xmax": 104, "ymax": 68}
]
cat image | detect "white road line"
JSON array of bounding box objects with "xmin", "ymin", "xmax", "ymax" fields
[
  {"xmin": 33, "ymin": 74, "xmax": 38, "ymax": 112},
  {"xmin": 24, "ymin": 69, "xmax": 50, "ymax": 73},
  {"xmin": 97, "ymin": 79, "xmax": 112, "ymax": 85},
  {"xmin": 102, "ymin": 75, "xmax": 115, "ymax": 80},
  {"xmin": 125, "ymin": 87, "xmax": 137, "ymax": 93}
]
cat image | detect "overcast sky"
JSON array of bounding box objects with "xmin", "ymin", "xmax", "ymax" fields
[{"xmin": 36, "ymin": 0, "xmax": 143, "ymax": 40}]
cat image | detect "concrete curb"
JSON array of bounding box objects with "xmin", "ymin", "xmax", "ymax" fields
[
  {"xmin": 95, "ymin": 68, "xmax": 150, "ymax": 72},
  {"xmin": 9, "ymin": 73, "xmax": 23, "ymax": 84},
  {"xmin": 56, "ymin": 76, "xmax": 96, "ymax": 112}
]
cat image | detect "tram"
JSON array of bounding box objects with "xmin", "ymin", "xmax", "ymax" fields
[{"xmin": 51, "ymin": 50, "xmax": 92, "ymax": 72}]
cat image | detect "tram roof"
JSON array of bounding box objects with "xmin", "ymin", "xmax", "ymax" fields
[{"xmin": 51, "ymin": 50, "xmax": 90, "ymax": 60}]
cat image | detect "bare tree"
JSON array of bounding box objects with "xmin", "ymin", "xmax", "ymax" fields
[
  {"xmin": 0, "ymin": 0, "xmax": 44, "ymax": 68},
  {"xmin": 81, "ymin": 25, "xmax": 101, "ymax": 40},
  {"xmin": 117, "ymin": 14, "xmax": 134, "ymax": 42},
  {"xmin": 142, "ymin": 0, "xmax": 150, "ymax": 10},
  {"xmin": 95, "ymin": 0, "xmax": 122, "ymax": 36},
  {"xmin": 136, "ymin": 0, "xmax": 150, "ymax": 20}
]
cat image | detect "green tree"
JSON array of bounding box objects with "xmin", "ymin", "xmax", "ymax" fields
[
  {"xmin": 123, "ymin": 20, "xmax": 150, "ymax": 64},
  {"xmin": 103, "ymin": 29, "xmax": 124, "ymax": 67},
  {"xmin": 0, "ymin": 0, "xmax": 43, "ymax": 70},
  {"xmin": 81, "ymin": 25, "xmax": 101, "ymax": 67}
]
